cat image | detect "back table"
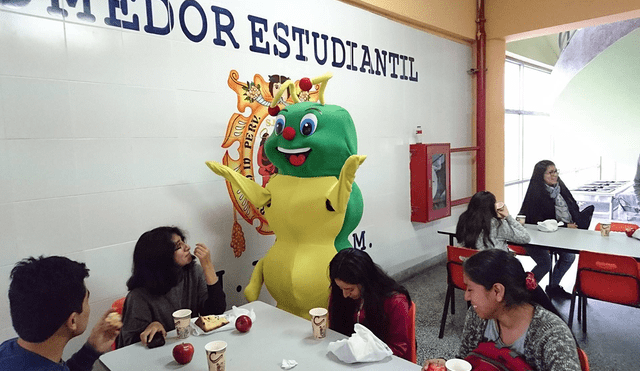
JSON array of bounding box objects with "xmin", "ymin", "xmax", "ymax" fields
[
  {"xmin": 99, "ymin": 300, "xmax": 421, "ymax": 371},
  {"xmin": 438, "ymin": 224, "xmax": 640, "ymax": 259}
]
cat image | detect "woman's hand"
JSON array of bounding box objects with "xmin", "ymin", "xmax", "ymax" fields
[
  {"xmin": 422, "ymin": 358, "xmax": 446, "ymax": 371},
  {"xmin": 140, "ymin": 321, "xmax": 166, "ymax": 346},
  {"xmin": 194, "ymin": 243, "xmax": 212, "ymax": 266},
  {"xmin": 496, "ymin": 202, "xmax": 510, "ymax": 219},
  {"xmin": 195, "ymin": 243, "xmax": 219, "ymax": 285},
  {"xmin": 567, "ymin": 223, "xmax": 578, "ymax": 229}
]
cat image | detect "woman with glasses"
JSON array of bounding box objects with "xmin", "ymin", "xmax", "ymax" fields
[
  {"xmin": 519, "ymin": 160, "xmax": 594, "ymax": 299},
  {"xmin": 117, "ymin": 226, "xmax": 226, "ymax": 347}
]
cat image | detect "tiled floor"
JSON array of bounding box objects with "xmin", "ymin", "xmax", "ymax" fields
[{"xmin": 400, "ymin": 257, "xmax": 640, "ymax": 370}]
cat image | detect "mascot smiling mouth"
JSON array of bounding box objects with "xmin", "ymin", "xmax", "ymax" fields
[{"xmin": 278, "ymin": 146, "xmax": 312, "ymax": 166}]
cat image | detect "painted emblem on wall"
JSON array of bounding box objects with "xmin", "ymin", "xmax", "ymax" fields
[{"xmin": 222, "ymin": 71, "xmax": 319, "ymax": 257}]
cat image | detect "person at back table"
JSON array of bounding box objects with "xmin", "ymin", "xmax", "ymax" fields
[
  {"xmin": 634, "ymin": 153, "xmax": 640, "ymax": 203},
  {"xmin": 423, "ymin": 249, "xmax": 581, "ymax": 371},
  {"xmin": 117, "ymin": 226, "xmax": 226, "ymax": 347},
  {"xmin": 518, "ymin": 160, "xmax": 594, "ymax": 299},
  {"xmin": 328, "ymin": 248, "xmax": 413, "ymax": 361},
  {"xmin": 456, "ymin": 191, "xmax": 530, "ymax": 251},
  {"xmin": 0, "ymin": 256, "xmax": 121, "ymax": 371}
]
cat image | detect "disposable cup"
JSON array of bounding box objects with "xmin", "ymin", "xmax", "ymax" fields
[
  {"xmin": 205, "ymin": 340, "xmax": 227, "ymax": 371},
  {"xmin": 600, "ymin": 223, "xmax": 611, "ymax": 237},
  {"xmin": 172, "ymin": 309, "xmax": 192, "ymax": 339},
  {"xmin": 309, "ymin": 307, "xmax": 328, "ymax": 339},
  {"xmin": 445, "ymin": 358, "xmax": 472, "ymax": 371},
  {"xmin": 516, "ymin": 215, "xmax": 526, "ymax": 226}
]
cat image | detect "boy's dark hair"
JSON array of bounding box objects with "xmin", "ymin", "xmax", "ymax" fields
[{"xmin": 9, "ymin": 256, "xmax": 89, "ymax": 343}]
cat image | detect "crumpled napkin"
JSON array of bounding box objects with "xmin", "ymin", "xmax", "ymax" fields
[
  {"xmin": 632, "ymin": 229, "xmax": 640, "ymax": 240},
  {"xmin": 191, "ymin": 306, "xmax": 257, "ymax": 336},
  {"xmin": 537, "ymin": 219, "xmax": 564, "ymax": 232},
  {"xmin": 280, "ymin": 359, "xmax": 298, "ymax": 369},
  {"xmin": 327, "ymin": 323, "xmax": 392, "ymax": 363}
]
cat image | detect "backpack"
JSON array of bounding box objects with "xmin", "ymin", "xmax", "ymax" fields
[{"xmin": 465, "ymin": 342, "xmax": 534, "ymax": 371}]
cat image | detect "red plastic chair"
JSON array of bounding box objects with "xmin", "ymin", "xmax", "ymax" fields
[
  {"xmin": 594, "ymin": 222, "xmax": 639, "ymax": 232},
  {"xmin": 438, "ymin": 245, "xmax": 478, "ymax": 338},
  {"xmin": 508, "ymin": 244, "xmax": 527, "ymax": 256},
  {"xmin": 407, "ymin": 302, "xmax": 417, "ymax": 363},
  {"xmin": 568, "ymin": 251, "xmax": 640, "ymax": 333},
  {"xmin": 577, "ymin": 347, "xmax": 589, "ymax": 371},
  {"xmin": 110, "ymin": 297, "xmax": 126, "ymax": 350}
]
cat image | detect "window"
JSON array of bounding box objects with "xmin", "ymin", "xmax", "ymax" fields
[{"xmin": 504, "ymin": 58, "xmax": 553, "ymax": 211}]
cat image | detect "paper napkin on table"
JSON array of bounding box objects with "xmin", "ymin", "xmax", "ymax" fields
[
  {"xmin": 327, "ymin": 323, "xmax": 392, "ymax": 363},
  {"xmin": 281, "ymin": 359, "xmax": 298, "ymax": 369},
  {"xmin": 632, "ymin": 229, "xmax": 640, "ymax": 240},
  {"xmin": 537, "ymin": 219, "xmax": 563, "ymax": 232}
]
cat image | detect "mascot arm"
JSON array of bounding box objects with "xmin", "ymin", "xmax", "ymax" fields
[
  {"xmin": 205, "ymin": 161, "xmax": 271, "ymax": 207},
  {"xmin": 244, "ymin": 259, "xmax": 265, "ymax": 302},
  {"xmin": 327, "ymin": 155, "xmax": 367, "ymax": 213}
]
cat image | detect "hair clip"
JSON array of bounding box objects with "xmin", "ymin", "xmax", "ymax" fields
[{"xmin": 525, "ymin": 272, "xmax": 537, "ymax": 291}]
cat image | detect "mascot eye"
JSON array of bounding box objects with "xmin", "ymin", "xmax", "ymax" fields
[
  {"xmin": 275, "ymin": 115, "xmax": 286, "ymax": 135},
  {"xmin": 299, "ymin": 113, "xmax": 317, "ymax": 136}
]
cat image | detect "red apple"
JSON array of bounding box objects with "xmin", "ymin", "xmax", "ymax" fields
[
  {"xmin": 172, "ymin": 343, "xmax": 194, "ymax": 365},
  {"xmin": 625, "ymin": 227, "xmax": 637, "ymax": 237},
  {"xmin": 235, "ymin": 315, "xmax": 252, "ymax": 333}
]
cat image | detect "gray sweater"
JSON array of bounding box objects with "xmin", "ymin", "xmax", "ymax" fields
[
  {"xmin": 116, "ymin": 263, "xmax": 225, "ymax": 347},
  {"xmin": 458, "ymin": 304, "xmax": 581, "ymax": 371},
  {"xmin": 474, "ymin": 215, "xmax": 531, "ymax": 251}
]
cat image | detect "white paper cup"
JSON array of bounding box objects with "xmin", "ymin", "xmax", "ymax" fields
[
  {"xmin": 516, "ymin": 215, "xmax": 526, "ymax": 225},
  {"xmin": 172, "ymin": 309, "xmax": 192, "ymax": 339},
  {"xmin": 600, "ymin": 223, "xmax": 611, "ymax": 237},
  {"xmin": 205, "ymin": 341, "xmax": 227, "ymax": 371},
  {"xmin": 309, "ymin": 307, "xmax": 328, "ymax": 339},
  {"xmin": 445, "ymin": 358, "xmax": 472, "ymax": 371}
]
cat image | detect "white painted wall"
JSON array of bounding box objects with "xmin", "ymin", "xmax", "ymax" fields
[{"xmin": 0, "ymin": 0, "xmax": 473, "ymax": 358}]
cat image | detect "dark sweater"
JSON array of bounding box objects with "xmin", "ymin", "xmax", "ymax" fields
[{"xmin": 116, "ymin": 263, "xmax": 225, "ymax": 347}]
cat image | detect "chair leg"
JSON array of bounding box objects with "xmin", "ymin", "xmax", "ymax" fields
[
  {"xmin": 439, "ymin": 285, "xmax": 454, "ymax": 339},
  {"xmin": 577, "ymin": 294, "xmax": 582, "ymax": 323},
  {"xmin": 582, "ymin": 296, "xmax": 588, "ymax": 333},
  {"xmin": 450, "ymin": 288, "xmax": 456, "ymax": 315},
  {"xmin": 568, "ymin": 291, "xmax": 577, "ymax": 330}
]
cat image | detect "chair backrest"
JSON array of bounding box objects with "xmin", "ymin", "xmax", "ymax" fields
[
  {"xmin": 508, "ymin": 244, "xmax": 527, "ymax": 256},
  {"xmin": 594, "ymin": 222, "xmax": 639, "ymax": 232},
  {"xmin": 577, "ymin": 347, "xmax": 589, "ymax": 371},
  {"xmin": 577, "ymin": 251, "xmax": 640, "ymax": 306},
  {"xmin": 446, "ymin": 245, "xmax": 478, "ymax": 290},
  {"xmin": 407, "ymin": 302, "xmax": 416, "ymax": 363}
]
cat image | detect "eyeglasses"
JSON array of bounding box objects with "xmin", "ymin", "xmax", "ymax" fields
[
  {"xmin": 545, "ymin": 169, "xmax": 559, "ymax": 176},
  {"xmin": 174, "ymin": 240, "xmax": 188, "ymax": 251}
]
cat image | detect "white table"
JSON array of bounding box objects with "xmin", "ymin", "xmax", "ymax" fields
[
  {"xmin": 438, "ymin": 224, "xmax": 640, "ymax": 259},
  {"xmin": 99, "ymin": 301, "xmax": 421, "ymax": 371}
]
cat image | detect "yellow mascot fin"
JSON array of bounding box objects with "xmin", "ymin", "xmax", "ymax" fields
[
  {"xmin": 205, "ymin": 161, "xmax": 271, "ymax": 207},
  {"xmin": 244, "ymin": 258, "xmax": 264, "ymax": 302},
  {"xmin": 327, "ymin": 155, "xmax": 366, "ymax": 213}
]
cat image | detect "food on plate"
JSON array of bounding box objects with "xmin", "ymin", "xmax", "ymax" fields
[
  {"xmin": 105, "ymin": 312, "xmax": 123, "ymax": 328},
  {"xmin": 172, "ymin": 343, "xmax": 195, "ymax": 364},
  {"xmin": 235, "ymin": 315, "xmax": 252, "ymax": 333},
  {"xmin": 195, "ymin": 315, "xmax": 229, "ymax": 332},
  {"xmin": 424, "ymin": 358, "xmax": 446, "ymax": 371}
]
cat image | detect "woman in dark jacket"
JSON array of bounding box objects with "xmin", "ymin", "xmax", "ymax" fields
[{"xmin": 519, "ymin": 160, "xmax": 594, "ymax": 299}]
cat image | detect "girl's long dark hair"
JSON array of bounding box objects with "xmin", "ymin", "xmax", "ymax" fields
[
  {"xmin": 456, "ymin": 191, "xmax": 498, "ymax": 249},
  {"xmin": 463, "ymin": 249, "xmax": 560, "ymax": 317},
  {"xmin": 126, "ymin": 226, "xmax": 193, "ymax": 295},
  {"xmin": 328, "ymin": 248, "xmax": 411, "ymax": 341}
]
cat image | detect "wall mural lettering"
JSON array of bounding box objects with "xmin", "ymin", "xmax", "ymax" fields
[{"xmin": 2, "ymin": 0, "xmax": 418, "ymax": 82}]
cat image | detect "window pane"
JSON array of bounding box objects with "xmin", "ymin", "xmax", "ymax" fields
[
  {"xmin": 504, "ymin": 61, "xmax": 520, "ymax": 110},
  {"xmin": 522, "ymin": 115, "xmax": 553, "ymax": 176},
  {"xmin": 504, "ymin": 113, "xmax": 520, "ymax": 182},
  {"xmin": 523, "ymin": 66, "xmax": 551, "ymax": 112}
]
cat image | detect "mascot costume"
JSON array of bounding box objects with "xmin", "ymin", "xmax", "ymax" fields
[{"xmin": 206, "ymin": 73, "xmax": 365, "ymax": 318}]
